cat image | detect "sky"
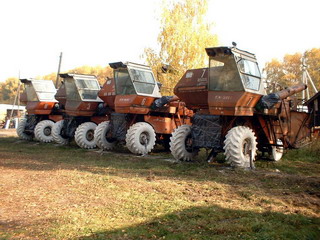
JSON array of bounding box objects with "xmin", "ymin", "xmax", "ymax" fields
[{"xmin": 0, "ymin": 0, "xmax": 319, "ymax": 82}]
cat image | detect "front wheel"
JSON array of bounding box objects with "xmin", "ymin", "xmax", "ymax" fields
[
  {"xmin": 126, "ymin": 122, "xmax": 156, "ymax": 155},
  {"xmin": 94, "ymin": 121, "xmax": 117, "ymax": 150},
  {"xmin": 34, "ymin": 120, "xmax": 55, "ymax": 143},
  {"xmin": 16, "ymin": 118, "xmax": 33, "ymax": 140},
  {"xmin": 223, "ymin": 126, "xmax": 257, "ymax": 168},
  {"xmin": 52, "ymin": 120, "xmax": 69, "ymax": 145},
  {"xmin": 170, "ymin": 125, "xmax": 198, "ymax": 161},
  {"xmin": 75, "ymin": 122, "xmax": 97, "ymax": 149}
]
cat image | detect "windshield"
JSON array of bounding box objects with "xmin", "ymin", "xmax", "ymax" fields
[
  {"xmin": 129, "ymin": 68, "xmax": 155, "ymax": 94},
  {"xmin": 32, "ymin": 80, "xmax": 57, "ymax": 101},
  {"xmin": 238, "ymin": 59, "xmax": 261, "ymax": 91},
  {"xmin": 115, "ymin": 69, "xmax": 136, "ymax": 95},
  {"xmin": 209, "ymin": 55, "xmax": 244, "ymax": 91},
  {"xmin": 65, "ymin": 79, "xmax": 81, "ymax": 101},
  {"xmin": 25, "ymin": 84, "xmax": 38, "ymax": 101},
  {"xmin": 75, "ymin": 78, "xmax": 100, "ymax": 100}
]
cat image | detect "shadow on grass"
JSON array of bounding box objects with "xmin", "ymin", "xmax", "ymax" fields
[
  {"xmin": 1, "ymin": 137, "xmax": 320, "ymax": 199},
  {"xmin": 77, "ymin": 204, "xmax": 320, "ymax": 240}
]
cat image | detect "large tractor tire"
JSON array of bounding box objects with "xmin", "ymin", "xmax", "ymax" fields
[
  {"xmin": 223, "ymin": 126, "xmax": 257, "ymax": 168},
  {"xmin": 269, "ymin": 139, "xmax": 284, "ymax": 161},
  {"xmin": 126, "ymin": 122, "xmax": 156, "ymax": 155},
  {"xmin": 170, "ymin": 125, "xmax": 198, "ymax": 161},
  {"xmin": 16, "ymin": 118, "xmax": 33, "ymax": 140},
  {"xmin": 75, "ymin": 122, "xmax": 97, "ymax": 149},
  {"xmin": 34, "ymin": 120, "xmax": 55, "ymax": 143},
  {"xmin": 94, "ymin": 121, "xmax": 116, "ymax": 150},
  {"xmin": 52, "ymin": 120, "xmax": 69, "ymax": 145}
]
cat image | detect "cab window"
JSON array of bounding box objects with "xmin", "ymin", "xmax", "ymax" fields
[
  {"xmin": 209, "ymin": 55, "xmax": 244, "ymax": 91},
  {"xmin": 75, "ymin": 78, "xmax": 100, "ymax": 100},
  {"xmin": 129, "ymin": 68, "xmax": 155, "ymax": 95},
  {"xmin": 115, "ymin": 69, "xmax": 136, "ymax": 95},
  {"xmin": 238, "ymin": 59, "xmax": 261, "ymax": 91}
]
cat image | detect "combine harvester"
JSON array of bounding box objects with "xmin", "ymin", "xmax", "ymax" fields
[
  {"xmin": 94, "ymin": 62, "xmax": 193, "ymax": 155},
  {"xmin": 171, "ymin": 45, "xmax": 320, "ymax": 167},
  {"xmin": 17, "ymin": 79, "xmax": 64, "ymax": 142},
  {"xmin": 52, "ymin": 74, "xmax": 113, "ymax": 149}
]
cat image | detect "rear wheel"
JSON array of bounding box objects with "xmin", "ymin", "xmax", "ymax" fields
[
  {"xmin": 170, "ymin": 125, "xmax": 198, "ymax": 161},
  {"xmin": 223, "ymin": 126, "xmax": 257, "ymax": 168},
  {"xmin": 269, "ymin": 139, "xmax": 284, "ymax": 161},
  {"xmin": 52, "ymin": 120, "xmax": 69, "ymax": 145},
  {"xmin": 75, "ymin": 122, "xmax": 97, "ymax": 149},
  {"xmin": 34, "ymin": 120, "xmax": 55, "ymax": 143},
  {"xmin": 17, "ymin": 118, "xmax": 33, "ymax": 140},
  {"xmin": 126, "ymin": 122, "xmax": 156, "ymax": 155},
  {"xmin": 94, "ymin": 121, "xmax": 116, "ymax": 150}
]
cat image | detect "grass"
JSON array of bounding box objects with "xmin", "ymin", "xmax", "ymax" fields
[{"xmin": 0, "ymin": 137, "xmax": 319, "ymax": 239}]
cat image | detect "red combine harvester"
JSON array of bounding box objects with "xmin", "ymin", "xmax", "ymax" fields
[
  {"xmin": 171, "ymin": 46, "xmax": 319, "ymax": 167},
  {"xmin": 94, "ymin": 62, "xmax": 193, "ymax": 155},
  {"xmin": 17, "ymin": 79, "xmax": 64, "ymax": 142},
  {"xmin": 52, "ymin": 74, "xmax": 113, "ymax": 149}
]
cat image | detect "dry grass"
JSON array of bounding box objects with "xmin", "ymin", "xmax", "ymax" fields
[{"xmin": 0, "ymin": 136, "xmax": 319, "ymax": 239}]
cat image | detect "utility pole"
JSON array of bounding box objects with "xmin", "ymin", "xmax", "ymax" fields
[
  {"xmin": 55, "ymin": 52, "xmax": 63, "ymax": 88},
  {"xmin": 301, "ymin": 54, "xmax": 318, "ymax": 102}
]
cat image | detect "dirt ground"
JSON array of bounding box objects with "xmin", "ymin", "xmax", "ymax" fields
[
  {"xmin": 0, "ymin": 136, "xmax": 319, "ymax": 239},
  {"xmin": 0, "ymin": 129, "xmax": 17, "ymax": 138}
]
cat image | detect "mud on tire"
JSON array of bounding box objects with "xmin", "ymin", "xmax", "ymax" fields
[
  {"xmin": 34, "ymin": 120, "xmax": 55, "ymax": 143},
  {"xmin": 75, "ymin": 122, "xmax": 97, "ymax": 149}
]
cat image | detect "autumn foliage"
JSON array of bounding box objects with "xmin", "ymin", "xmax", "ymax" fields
[{"xmin": 264, "ymin": 48, "xmax": 320, "ymax": 93}]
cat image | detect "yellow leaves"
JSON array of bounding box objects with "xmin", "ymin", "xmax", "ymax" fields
[
  {"xmin": 144, "ymin": 0, "xmax": 218, "ymax": 95},
  {"xmin": 67, "ymin": 65, "xmax": 113, "ymax": 86},
  {"xmin": 265, "ymin": 48, "xmax": 320, "ymax": 91}
]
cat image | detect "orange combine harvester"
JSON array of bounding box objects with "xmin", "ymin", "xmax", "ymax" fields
[
  {"xmin": 51, "ymin": 74, "xmax": 113, "ymax": 149},
  {"xmin": 17, "ymin": 79, "xmax": 64, "ymax": 142},
  {"xmin": 171, "ymin": 45, "xmax": 320, "ymax": 167},
  {"xmin": 94, "ymin": 62, "xmax": 193, "ymax": 155}
]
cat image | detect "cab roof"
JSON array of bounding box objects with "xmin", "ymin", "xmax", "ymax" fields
[{"xmin": 205, "ymin": 46, "xmax": 257, "ymax": 62}]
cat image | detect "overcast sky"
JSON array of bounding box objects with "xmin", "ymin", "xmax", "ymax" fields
[{"xmin": 0, "ymin": 0, "xmax": 319, "ymax": 81}]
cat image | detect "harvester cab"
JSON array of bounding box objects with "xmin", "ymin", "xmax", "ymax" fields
[
  {"xmin": 205, "ymin": 46, "xmax": 266, "ymax": 116},
  {"xmin": 94, "ymin": 61, "xmax": 193, "ymax": 155},
  {"xmin": 20, "ymin": 78, "xmax": 58, "ymax": 114},
  {"xmin": 17, "ymin": 79, "xmax": 63, "ymax": 142},
  {"xmin": 110, "ymin": 62, "xmax": 161, "ymax": 114},
  {"xmin": 61, "ymin": 73, "xmax": 103, "ymax": 116},
  {"xmin": 52, "ymin": 74, "xmax": 110, "ymax": 149}
]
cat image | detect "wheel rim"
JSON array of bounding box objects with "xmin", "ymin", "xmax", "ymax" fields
[
  {"xmin": 139, "ymin": 132, "xmax": 149, "ymax": 146},
  {"xmin": 86, "ymin": 130, "xmax": 94, "ymax": 141},
  {"xmin": 272, "ymin": 139, "xmax": 284, "ymax": 161},
  {"xmin": 242, "ymin": 138, "xmax": 252, "ymax": 160},
  {"xmin": 105, "ymin": 128, "xmax": 116, "ymax": 143},
  {"xmin": 185, "ymin": 134, "xmax": 193, "ymax": 153},
  {"xmin": 44, "ymin": 126, "xmax": 51, "ymax": 136}
]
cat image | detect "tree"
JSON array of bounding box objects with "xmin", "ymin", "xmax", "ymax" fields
[
  {"xmin": 264, "ymin": 48, "xmax": 320, "ymax": 93},
  {"xmin": 67, "ymin": 65, "xmax": 113, "ymax": 85},
  {"xmin": 144, "ymin": 0, "xmax": 218, "ymax": 95},
  {"xmin": 305, "ymin": 48, "xmax": 320, "ymax": 88},
  {"xmin": 0, "ymin": 77, "xmax": 22, "ymax": 104}
]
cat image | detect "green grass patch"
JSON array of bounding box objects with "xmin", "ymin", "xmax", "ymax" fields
[{"xmin": 0, "ymin": 137, "xmax": 319, "ymax": 239}]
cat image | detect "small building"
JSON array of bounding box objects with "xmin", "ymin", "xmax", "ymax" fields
[{"xmin": 0, "ymin": 104, "xmax": 26, "ymax": 123}]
